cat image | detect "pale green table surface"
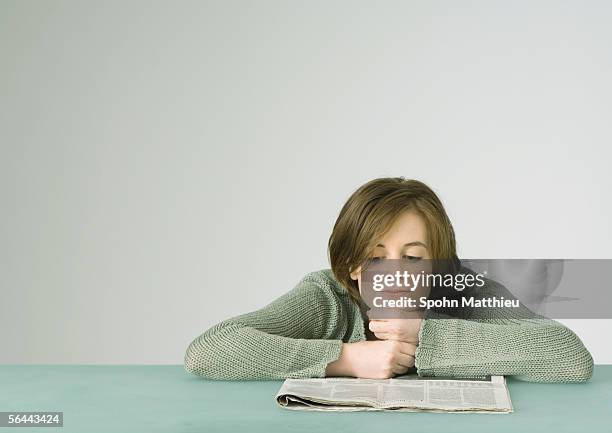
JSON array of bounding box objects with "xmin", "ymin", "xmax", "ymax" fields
[{"xmin": 1, "ymin": 365, "xmax": 610, "ymax": 433}]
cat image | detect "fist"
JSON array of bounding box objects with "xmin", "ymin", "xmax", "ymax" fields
[{"xmin": 346, "ymin": 340, "xmax": 417, "ymax": 379}]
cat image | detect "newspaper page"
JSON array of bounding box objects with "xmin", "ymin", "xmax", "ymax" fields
[{"xmin": 275, "ymin": 374, "xmax": 513, "ymax": 413}]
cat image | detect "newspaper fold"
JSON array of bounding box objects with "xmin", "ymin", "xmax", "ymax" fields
[{"xmin": 275, "ymin": 374, "xmax": 513, "ymax": 413}]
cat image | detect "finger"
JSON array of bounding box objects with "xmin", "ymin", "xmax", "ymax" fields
[
  {"xmin": 392, "ymin": 363, "xmax": 410, "ymax": 375},
  {"xmin": 398, "ymin": 342, "xmax": 417, "ymax": 357},
  {"xmin": 374, "ymin": 331, "xmax": 416, "ymax": 343},
  {"xmin": 374, "ymin": 332, "xmax": 392, "ymax": 340},
  {"xmin": 376, "ymin": 332, "xmax": 409, "ymax": 342},
  {"xmin": 398, "ymin": 335, "xmax": 419, "ymax": 344},
  {"xmin": 398, "ymin": 310, "xmax": 424, "ymax": 320},
  {"xmin": 368, "ymin": 320, "xmax": 388, "ymax": 332},
  {"xmin": 395, "ymin": 352, "xmax": 415, "ymax": 368}
]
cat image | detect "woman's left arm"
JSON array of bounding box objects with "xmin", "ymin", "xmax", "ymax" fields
[{"xmin": 414, "ymin": 279, "xmax": 594, "ymax": 383}]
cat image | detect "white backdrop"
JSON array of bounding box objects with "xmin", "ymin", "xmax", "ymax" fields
[{"xmin": 1, "ymin": 0, "xmax": 610, "ymax": 364}]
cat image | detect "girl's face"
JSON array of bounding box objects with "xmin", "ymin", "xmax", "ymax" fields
[{"xmin": 349, "ymin": 209, "xmax": 431, "ymax": 291}]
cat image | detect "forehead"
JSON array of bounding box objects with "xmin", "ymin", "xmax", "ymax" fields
[{"xmin": 377, "ymin": 210, "xmax": 427, "ymax": 245}]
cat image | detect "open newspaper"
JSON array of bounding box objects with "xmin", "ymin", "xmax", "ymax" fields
[{"xmin": 276, "ymin": 374, "xmax": 513, "ymax": 413}]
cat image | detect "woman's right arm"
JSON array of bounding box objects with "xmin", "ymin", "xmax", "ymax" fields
[{"xmin": 184, "ymin": 278, "xmax": 345, "ymax": 380}]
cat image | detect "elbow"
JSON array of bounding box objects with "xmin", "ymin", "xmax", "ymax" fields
[
  {"xmin": 565, "ymin": 343, "xmax": 594, "ymax": 383},
  {"xmin": 184, "ymin": 334, "xmax": 224, "ymax": 380},
  {"xmin": 517, "ymin": 325, "xmax": 595, "ymax": 383},
  {"xmin": 184, "ymin": 323, "xmax": 245, "ymax": 380},
  {"xmin": 575, "ymin": 353, "xmax": 594, "ymax": 382},
  {"xmin": 551, "ymin": 327, "xmax": 594, "ymax": 383},
  {"xmin": 184, "ymin": 336, "xmax": 208, "ymax": 377}
]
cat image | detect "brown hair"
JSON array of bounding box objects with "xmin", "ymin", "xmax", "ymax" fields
[{"xmin": 327, "ymin": 177, "xmax": 458, "ymax": 306}]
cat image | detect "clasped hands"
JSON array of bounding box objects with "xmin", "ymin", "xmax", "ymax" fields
[
  {"xmin": 358, "ymin": 310, "xmax": 424, "ymax": 378},
  {"xmin": 325, "ymin": 310, "xmax": 425, "ymax": 379}
]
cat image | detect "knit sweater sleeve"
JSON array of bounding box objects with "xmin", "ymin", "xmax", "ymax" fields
[
  {"xmin": 184, "ymin": 276, "xmax": 344, "ymax": 380},
  {"xmin": 414, "ymin": 277, "xmax": 594, "ymax": 383}
]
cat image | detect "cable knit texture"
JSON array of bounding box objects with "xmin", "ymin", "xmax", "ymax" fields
[{"xmin": 184, "ymin": 268, "xmax": 593, "ymax": 382}]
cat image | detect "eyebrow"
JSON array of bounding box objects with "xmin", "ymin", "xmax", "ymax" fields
[{"xmin": 376, "ymin": 242, "xmax": 428, "ymax": 248}]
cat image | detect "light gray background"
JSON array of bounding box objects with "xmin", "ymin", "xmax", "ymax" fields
[{"xmin": 1, "ymin": 0, "xmax": 610, "ymax": 364}]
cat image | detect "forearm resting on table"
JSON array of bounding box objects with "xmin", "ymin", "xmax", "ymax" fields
[{"xmin": 325, "ymin": 343, "xmax": 354, "ymax": 377}]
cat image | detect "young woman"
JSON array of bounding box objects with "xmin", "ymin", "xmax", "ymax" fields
[{"xmin": 184, "ymin": 178, "xmax": 593, "ymax": 382}]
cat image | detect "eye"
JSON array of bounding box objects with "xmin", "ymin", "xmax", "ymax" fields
[
  {"xmin": 366, "ymin": 256, "xmax": 386, "ymax": 265},
  {"xmin": 402, "ymin": 255, "xmax": 422, "ymax": 261}
]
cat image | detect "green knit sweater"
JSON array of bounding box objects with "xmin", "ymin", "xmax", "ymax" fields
[{"xmin": 184, "ymin": 268, "xmax": 593, "ymax": 382}]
